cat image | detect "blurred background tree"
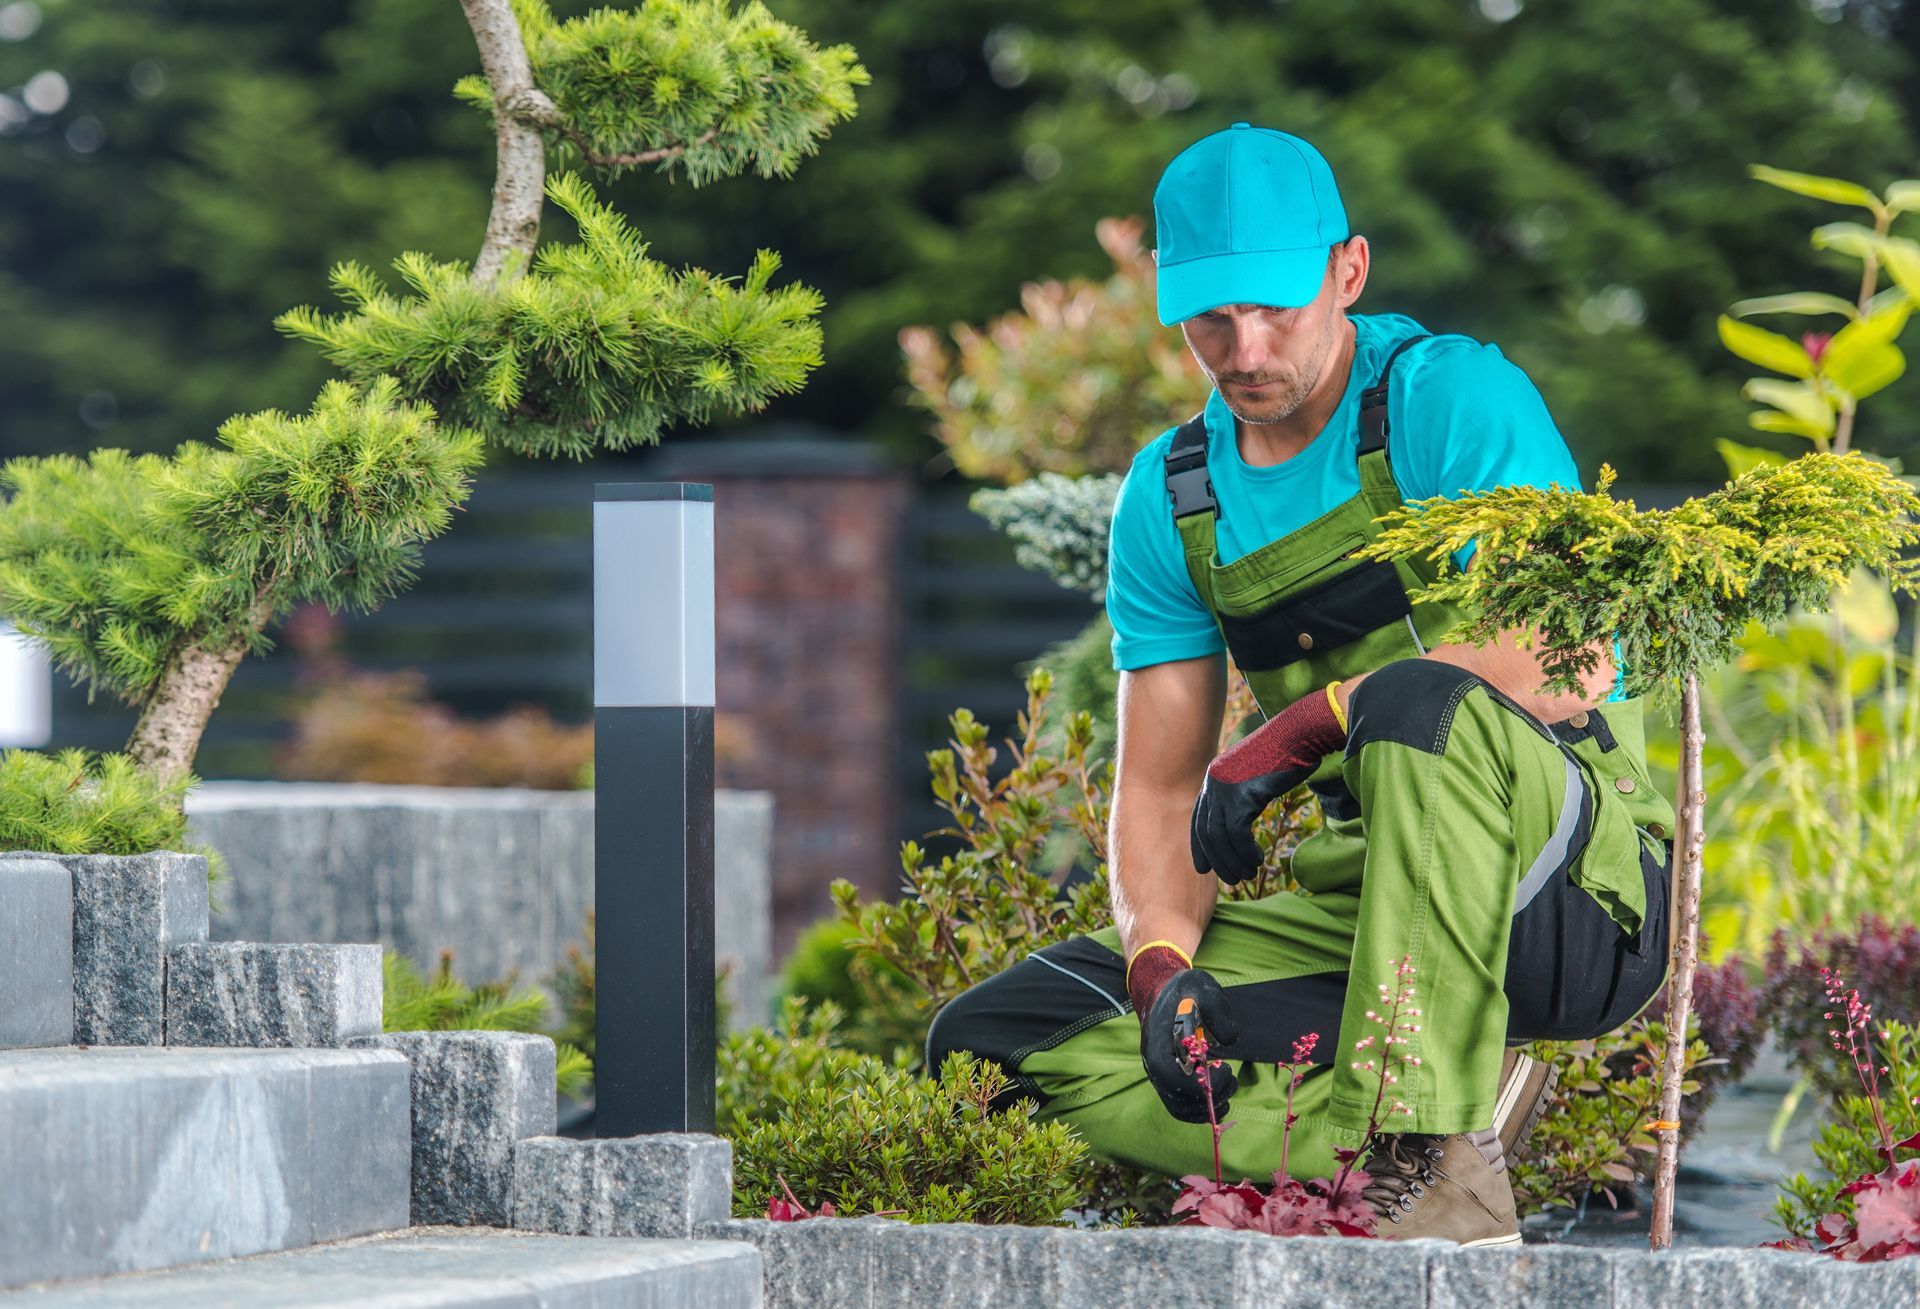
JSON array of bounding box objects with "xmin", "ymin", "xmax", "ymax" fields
[{"xmin": 7, "ymin": 0, "xmax": 1920, "ymax": 478}]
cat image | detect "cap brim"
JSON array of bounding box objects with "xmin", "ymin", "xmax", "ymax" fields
[{"xmin": 1155, "ymin": 246, "xmax": 1330, "ymax": 326}]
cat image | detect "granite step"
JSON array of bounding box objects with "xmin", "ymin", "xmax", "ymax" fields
[
  {"xmin": 0, "ymin": 1047, "xmax": 410, "ymax": 1290},
  {"xmin": 0, "ymin": 1229, "xmax": 763, "ymax": 1307}
]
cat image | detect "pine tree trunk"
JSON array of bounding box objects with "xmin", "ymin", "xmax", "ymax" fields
[
  {"xmin": 1649, "ymin": 671, "xmax": 1706, "ymax": 1251},
  {"xmin": 460, "ymin": 0, "xmax": 559, "ymax": 286},
  {"xmin": 123, "ymin": 637, "xmax": 249, "ymax": 791}
]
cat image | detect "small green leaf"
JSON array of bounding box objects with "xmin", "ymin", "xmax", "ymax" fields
[
  {"xmin": 1718, "ymin": 315, "xmax": 1816, "ymax": 377},
  {"xmin": 1715, "ymin": 439, "xmax": 1790, "ymax": 478},
  {"xmin": 1875, "ymin": 236, "xmax": 1920, "ymax": 298},
  {"xmin": 1825, "ymin": 342, "xmax": 1904, "ymax": 401},
  {"xmin": 1886, "ymin": 180, "xmax": 1920, "ymax": 214},
  {"xmin": 1812, "ymin": 222, "xmax": 1881, "ymax": 260},
  {"xmin": 1751, "ymin": 164, "xmax": 1884, "ymax": 213},
  {"xmin": 1742, "ymin": 378, "xmax": 1834, "ymax": 430},
  {"xmin": 1728, "ymin": 292, "xmax": 1859, "ymax": 321},
  {"xmin": 1748, "ymin": 411, "xmax": 1831, "ymax": 441}
]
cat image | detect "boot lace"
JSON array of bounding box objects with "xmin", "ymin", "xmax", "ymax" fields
[{"xmin": 1359, "ymin": 1133, "xmax": 1445, "ymax": 1225}]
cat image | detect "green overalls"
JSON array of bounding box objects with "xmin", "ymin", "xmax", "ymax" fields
[{"xmin": 926, "ymin": 337, "xmax": 1677, "ymax": 1182}]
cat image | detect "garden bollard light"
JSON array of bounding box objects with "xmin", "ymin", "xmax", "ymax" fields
[
  {"xmin": 592, "ymin": 482, "xmax": 717, "ymax": 1135},
  {"xmin": 0, "ymin": 618, "xmax": 51, "ymax": 747}
]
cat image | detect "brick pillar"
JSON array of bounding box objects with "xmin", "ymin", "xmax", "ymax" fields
[{"xmin": 645, "ymin": 438, "xmax": 908, "ymax": 960}]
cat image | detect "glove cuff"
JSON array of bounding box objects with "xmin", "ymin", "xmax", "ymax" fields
[{"xmin": 1125, "ymin": 941, "xmax": 1191, "ymax": 1015}]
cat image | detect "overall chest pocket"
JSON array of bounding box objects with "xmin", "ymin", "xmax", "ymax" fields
[{"xmin": 1216, "ymin": 557, "xmax": 1413, "ymax": 673}]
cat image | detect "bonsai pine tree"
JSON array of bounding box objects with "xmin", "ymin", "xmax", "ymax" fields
[
  {"xmin": 0, "ymin": 0, "xmax": 865, "ymax": 791},
  {"xmin": 1363, "ymin": 453, "xmax": 1920, "ymax": 1251}
]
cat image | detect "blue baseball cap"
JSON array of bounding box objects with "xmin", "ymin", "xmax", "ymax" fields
[{"xmin": 1153, "ymin": 122, "xmax": 1349, "ymax": 325}]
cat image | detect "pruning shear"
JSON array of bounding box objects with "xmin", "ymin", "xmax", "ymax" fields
[{"xmin": 1173, "ymin": 995, "xmax": 1211, "ymax": 1076}]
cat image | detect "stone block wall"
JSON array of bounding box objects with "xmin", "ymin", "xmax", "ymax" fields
[{"xmin": 185, "ymin": 782, "xmax": 773, "ymax": 1026}]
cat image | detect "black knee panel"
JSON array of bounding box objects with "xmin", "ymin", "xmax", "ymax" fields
[
  {"xmin": 1345, "ymin": 658, "xmax": 1485, "ymax": 758},
  {"xmin": 922, "ymin": 937, "xmax": 1130, "ymax": 1111}
]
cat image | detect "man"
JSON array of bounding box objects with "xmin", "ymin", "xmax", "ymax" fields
[{"xmin": 926, "ymin": 124, "xmax": 1678, "ymax": 1245}]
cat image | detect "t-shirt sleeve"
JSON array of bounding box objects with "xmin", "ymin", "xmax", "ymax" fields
[
  {"xmin": 1392, "ymin": 340, "xmax": 1583, "ymax": 571},
  {"xmin": 1105, "ymin": 444, "xmax": 1226, "ymax": 671}
]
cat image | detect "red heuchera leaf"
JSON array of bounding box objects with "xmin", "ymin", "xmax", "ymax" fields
[
  {"xmin": 1894, "ymin": 1130, "xmax": 1920, "ymax": 1155},
  {"xmin": 1763, "ymin": 1237, "xmax": 1815, "ymax": 1253},
  {"xmin": 1813, "ymin": 1211, "xmax": 1856, "ymax": 1248},
  {"xmin": 767, "ymin": 1196, "xmax": 807, "ymax": 1222},
  {"xmin": 1192, "ymin": 1185, "xmax": 1265, "ymax": 1231},
  {"xmin": 1172, "ymin": 1170, "xmax": 1375, "ymax": 1238},
  {"xmin": 1306, "ymin": 1167, "xmax": 1377, "ymax": 1233},
  {"xmin": 1850, "ymin": 1160, "xmax": 1920, "ymax": 1254}
]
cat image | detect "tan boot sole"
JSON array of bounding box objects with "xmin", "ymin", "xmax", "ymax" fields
[
  {"xmin": 1459, "ymin": 1231, "xmax": 1524, "ymax": 1248},
  {"xmin": 1494, "ymin": 1050, "xmax": 1558, "ymax": 1165}
]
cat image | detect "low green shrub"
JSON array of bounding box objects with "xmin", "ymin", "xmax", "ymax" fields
[
  {"xmin": 1513, "ymin": 1017, "xmax": 1714, "ymax": 1215},
  {"xmin": 382, "ymin": 948, "xmax": 592, "ymax": 1097},
  {"xmin": 719, "ymin": 998, "xmax": 1089, "ymax": 1224}
]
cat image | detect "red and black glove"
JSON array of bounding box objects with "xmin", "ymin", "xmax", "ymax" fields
[
  {"xmin": 1128, "ymin": 943, "xmax": 1240, "ymax": 1123},
  {"xmin": 1190, "ymin": 683, "xmax": 1348, "ymax": 885}
]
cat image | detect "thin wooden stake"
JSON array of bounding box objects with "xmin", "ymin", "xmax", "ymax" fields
[{"xmin": 1650, "ymin": 671, "xmax": 1706, "ymax": 1251}]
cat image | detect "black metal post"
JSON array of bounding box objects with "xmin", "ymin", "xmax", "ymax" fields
[{"xmin": 592, "ymin": 483, "xmax": 716, "ymax": 1136}]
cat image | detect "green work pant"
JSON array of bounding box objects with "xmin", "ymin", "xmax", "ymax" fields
[{"xmin": 925, "ymin": 660, "xmax": 1671, "ymax": 1182}]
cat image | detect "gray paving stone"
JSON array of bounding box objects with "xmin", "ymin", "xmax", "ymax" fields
[
  {"xmin": 701, "ymin": 1217, "xmax": 878, "ymax": 1309},
  {"xmin": 1232, "ymin": 1232, "xmax": 1443, "ymax": 1306},
  {"xmin": 1429, "ymin": 1242, "xmax": 1617, "ymax": 1307},
  {"xmin": 0, "ymin": 851, "xmax": 210, "ymax": 1045},
  {"xmin": 1611, "ymin": 1244, "xmax": 1920, "ymax": 1307},
  {"xmin": 0, "ymin": 858, "xmax": 73, "ymax": 1047},
  {"xmin": 868, "ymin": 1221, "xmax": 1063, "ymax": 1308},
  {"xmin": 2, "ymin": 1228, "xmax": 763, "ymax": 1307},
  {"xmin": 0, "ymin": 1047, "xmax": 410, "ymax": 1290},
  {"xmin": 358, "ymin": 1030, "xmax": 556, "ymax": 1226},
  {"xmin": 512, "ymin": 1133, "xmax": 731, "ymax": 1238},
  {"xmin": 165, "ymin": 942, "xmax": 382, "ymax": 1047},
  {"xmin": 1055, "ymin": 1227, "xmax": 1244, "ymax": 1307}
]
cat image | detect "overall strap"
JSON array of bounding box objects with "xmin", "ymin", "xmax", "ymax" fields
[
  {"xmin": 1163, "ymin": 412, "xmax": 1215, "ymax": 519},
  {"xmin": 1358, "ymin": 334, "xmax": 1433, "ymax": 458}
]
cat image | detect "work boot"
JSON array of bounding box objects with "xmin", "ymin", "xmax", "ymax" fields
[
  {"xmin": 1360, "ymin": 1130, "xmax": 1521, "ymax": 1246},
  {"xmin": 1494, "ymin": 1048, "xmax": 1559, "ymax": 1165}
]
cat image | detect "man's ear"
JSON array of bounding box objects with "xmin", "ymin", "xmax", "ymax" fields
[{"xmin": 1334, "ymin": 235, "xmax": 1370, "ymax": 309}]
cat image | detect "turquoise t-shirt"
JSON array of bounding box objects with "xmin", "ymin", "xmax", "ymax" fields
[{"xmin": 1108, "ymin": 312, "xmax": 1605, "ymax": 686}]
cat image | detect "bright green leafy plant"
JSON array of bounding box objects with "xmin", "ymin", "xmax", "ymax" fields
[{"xmin": 1365, "ymin": 452, "xmax": 1920, "ymax": 1249}]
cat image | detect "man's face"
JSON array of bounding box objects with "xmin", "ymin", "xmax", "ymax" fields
[{"xmin": 1179, "ymin": 242, "xmax": 1364, "ymax": 425}]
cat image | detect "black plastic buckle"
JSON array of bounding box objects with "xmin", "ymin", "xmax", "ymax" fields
[{"xmin": 1164, "ymin": 447, "xmax": 1217, "ymax": 519}]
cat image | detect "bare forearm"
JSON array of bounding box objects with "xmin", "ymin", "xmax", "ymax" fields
[{"xmin": 1111, "ymin": 781, "xmax": 1219, "ymax": 962}]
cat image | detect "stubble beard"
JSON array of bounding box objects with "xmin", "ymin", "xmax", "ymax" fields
[{"xmin": 1214, "ymin": 314, "xmax": 1339, "ymax": 426}]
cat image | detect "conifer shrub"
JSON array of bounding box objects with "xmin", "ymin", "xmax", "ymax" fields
[{"xmin": 719, "ymin": 998, "xmax": 1089, "ymax": 1224}]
